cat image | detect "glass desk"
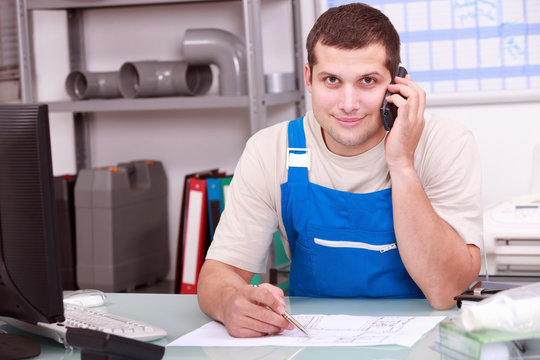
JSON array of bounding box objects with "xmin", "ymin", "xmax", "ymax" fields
[{"xmin": 1, "ymin": 293, "xmax": 458, "ymax": 359}]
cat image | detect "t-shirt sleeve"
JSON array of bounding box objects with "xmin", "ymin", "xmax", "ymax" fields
[
  {"xmin": 419, "ymin": 115, "xmax": 483, "ymax": 249},
  {"xmin": 205, "ymin": 128, "xmax": 282, "ymax": 274}
]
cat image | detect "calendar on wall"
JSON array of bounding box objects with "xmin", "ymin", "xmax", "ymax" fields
[{"xmin": 320, "ymin": 0, "xmax": 540, "ymax": 104}]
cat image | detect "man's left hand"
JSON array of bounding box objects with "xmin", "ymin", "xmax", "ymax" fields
[{"xmin": 383, "ymin": 74, "xmax": 426, "ymax": 171}]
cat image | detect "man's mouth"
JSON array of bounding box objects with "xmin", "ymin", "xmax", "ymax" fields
[{"xmin": 334, "ymin": 115, "xmax": 366, "ymax": 127}]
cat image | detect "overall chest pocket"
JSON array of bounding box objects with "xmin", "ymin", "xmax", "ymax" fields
[
  {"xmin": 313, "ymin": 237, "xmax": 397, "ymax": 252},
  {"xmin": 296, "ymin": 225, "xmax": 410, "ymax": 298}
]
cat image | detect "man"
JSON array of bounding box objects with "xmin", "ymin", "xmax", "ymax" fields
[{"xmin": 198, "ymin": 3, "xmax": 482, "ymax": 338}]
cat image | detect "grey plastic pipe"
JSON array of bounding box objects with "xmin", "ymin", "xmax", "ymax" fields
[
  {"xmin": 118, "ymin": 60, "xmax": 212, "ymax": 98},
  {"xmin": 183, "ymin": 28, "xmax": 247, "ymax": 96},
  {"xmin": 65, "ymin": 71, "xmax": 121, "ymax": 100}
]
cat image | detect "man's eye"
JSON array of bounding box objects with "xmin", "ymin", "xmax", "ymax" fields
[
  {"xmin": 362, "ymin": 77, "xmax": 375, "ymax": 85},
  {"xmin": 326, "ymin": 76, "xmax": 339, "ymax": 84}
]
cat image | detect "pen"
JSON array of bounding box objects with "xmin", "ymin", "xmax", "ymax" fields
[
  {"xmin": 282, "ymin": 310, "xmax": 310, "ymax": 337},
  {"xmin": 252, "ymin": 285, "xmax": 310, "ymax": 337}
]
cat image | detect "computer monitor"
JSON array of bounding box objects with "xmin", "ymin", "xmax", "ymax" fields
[{"xmin": 0, "ymin": 104, "xmax": 65, "ymax": 358}]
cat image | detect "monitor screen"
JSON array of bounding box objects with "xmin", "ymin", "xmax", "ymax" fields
[{"xmin": 0, "ymin": 104, "xmax": 65, "ymax": 356}]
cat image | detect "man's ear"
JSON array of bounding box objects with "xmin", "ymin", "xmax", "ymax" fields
[{"xmin": 304, "ymin": 63, "xmax": 312, "ymax": 92}]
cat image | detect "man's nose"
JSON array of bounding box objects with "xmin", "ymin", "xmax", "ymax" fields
[{"xmin": 338, "ymin": 86, "xmax": 360, "ymax": 113}]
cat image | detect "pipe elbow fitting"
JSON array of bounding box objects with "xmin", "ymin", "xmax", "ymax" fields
[{"xmin": 183, "ymin": 28, "xmax": 247, "ymax": 96}]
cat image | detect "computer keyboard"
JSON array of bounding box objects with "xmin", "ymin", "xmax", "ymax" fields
[{"xmin": 6, "ymin": 303, "xmax": 167, "ymax": 345}]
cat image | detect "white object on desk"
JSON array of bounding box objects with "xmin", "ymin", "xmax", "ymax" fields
[
  {"xmin": 483, "ymin": 195, "xmax": 540, "ymax": 275},
  {"xmin": 461, "ymin": 282, "xmax": 540, "ymax": 333},
  {"xmin": 63, "ymin": 289, "xmax": 107, "ymax": 307}
]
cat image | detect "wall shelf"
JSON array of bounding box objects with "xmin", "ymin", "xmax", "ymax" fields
[
  {"xmin": 44, "ymin": 91, "xmax": 302, "ymax": 113},
  {"xmin": 16, "ymin": 0, "xmax": 305, "ymax": 169}
]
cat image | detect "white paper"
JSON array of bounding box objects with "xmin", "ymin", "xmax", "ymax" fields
[{"xmin": 167, "ymin": 314, "xmax": 446, "ymax": 348}]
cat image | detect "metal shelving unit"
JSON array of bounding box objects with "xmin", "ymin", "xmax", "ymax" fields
[{"xmin": 15, "ymin": 0, "xmax": 305, "ymax": 169}]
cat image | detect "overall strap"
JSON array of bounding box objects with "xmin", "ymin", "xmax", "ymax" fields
[{"xmin": 287, "ymin": 117, "xmax": 310, "ymax": 183}]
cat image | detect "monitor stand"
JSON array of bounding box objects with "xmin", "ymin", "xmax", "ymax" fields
[{"xmin": 0, "ymin": 333, "xmax": 41, "ymax": 359}]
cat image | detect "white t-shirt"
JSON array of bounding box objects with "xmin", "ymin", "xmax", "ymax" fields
[{"xmin": 206, "ymin": 110, "xmax": 483, "ymax": 274}]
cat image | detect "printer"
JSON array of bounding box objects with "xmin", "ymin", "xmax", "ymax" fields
[{"xmin": 483, "ymin": 194, "xmax": 540, "ymax": 276}]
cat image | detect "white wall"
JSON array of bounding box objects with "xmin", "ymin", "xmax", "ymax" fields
[
  {"xmin": 429, "ymin": 102, "xmax": 540, "ymax": 208},
  {"xmin": 33, "ymin": 1, "xmax": 540, "ymax": 282}
]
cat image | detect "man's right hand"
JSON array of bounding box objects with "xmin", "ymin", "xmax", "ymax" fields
[
  {"xmin": 222, "ymin": 283, "xmax": 293, "ymax": 337},
  {"xmin": 197, "ymin": 259, "xmax": 293, "ymax": 338}
]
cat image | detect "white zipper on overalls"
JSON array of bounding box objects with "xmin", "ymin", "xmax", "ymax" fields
[{"xmin": 314, "ymin": 238, "xmax": 397, "ymax": 253}]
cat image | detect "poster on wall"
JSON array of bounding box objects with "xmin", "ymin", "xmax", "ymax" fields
[{"xmin": 319, "ymin": 0, "xmax": 540, "ymax": 105}]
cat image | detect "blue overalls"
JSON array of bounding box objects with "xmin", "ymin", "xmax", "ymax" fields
[{"xmin": 281, "ymin": 117, "xmax": 423, "ymax": 298}]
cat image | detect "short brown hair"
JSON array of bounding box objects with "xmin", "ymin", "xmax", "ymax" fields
[{"xmin": 306, "ymin": 3, "xmax": 401, "ymax": 75}]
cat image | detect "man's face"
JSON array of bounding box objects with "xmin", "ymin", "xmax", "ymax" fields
[{"xmin": 305, "ymin": 42, "xmax": 392, "ymax": 157}]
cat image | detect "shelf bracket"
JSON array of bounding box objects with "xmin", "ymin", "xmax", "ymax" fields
[
  {"xmin": 243, "ymin": 0, "xmax": 266, "ymax": 135},
  {"xmin": 15, "ymin": 0, "xmax": 34, "ymax": 102}
]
